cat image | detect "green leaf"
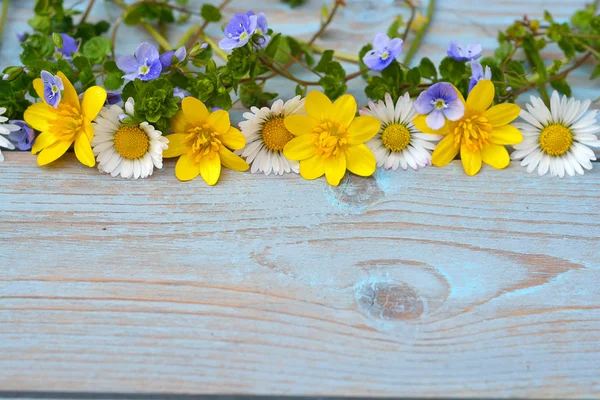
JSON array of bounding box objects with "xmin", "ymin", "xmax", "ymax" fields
[
  {"xmin": 201, "ymin": 4, "xmax": 222, "ymax": 22},
  {"xmin": 314, "ymin": 50, "xmax": 334, "ymax": 73},
  {"xmin": 72, "ymin": 55, "xmax": 91, "ymax": 70},
  {"xmin": 557, "ymin": 38, "xmax": 575, "ymax": 59},
  {"xmin": 264, "ymin": 33, "xmax": 282, "ymax": 58},
  {"xmin": 439, "ymin": 56, "xmax": 466, "ymax": 83},
  {"xmin": 550, "ymin": 78, "xmax": 571, "ymax": 97},
  {"xmin": 386, "ymin": 16, "xmax": 403, "ymax": 39},
  {"xmin": 29, "ymin": 15, "xmax": 52, "ymax": 33},
  {"xmin": 522, "ymin": 36, "xmax": 548, "ymax": 82},
  {"xmin": 406, "ymin": 67, "xmax": 421, "ymax": 86},
  {"xmin": 590, "ymin": 64, "xmax": 600, "ymax": 80},
  {"xmin": 418, "ymin": 57, "xmax": 437, "ymax": 79},
  {"xmin": 82, "ymin": 37, "xmax": 112, "ymax": 64},
  {"xmin": 295, "ymin": 84, "xmax": 305, "ymax": 97},
  {"xmin": 104, "ymin": 73, "xmax": 124, "ymax": 90},
  {"xmin": 103, "ymin": 60, "xmax": 120, "ymax": 73},
  {"xmin": 34, "ymin": 0, "xmax": 49, "ymax": 13},
  {"xmin": 52, "ymin": 32, "xmax": 63, "ymax": 49}
]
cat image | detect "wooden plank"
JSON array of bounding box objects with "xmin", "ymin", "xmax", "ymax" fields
[{"xmin": 1, "ymin": 153, "xmax": 599, "ymax": 397}]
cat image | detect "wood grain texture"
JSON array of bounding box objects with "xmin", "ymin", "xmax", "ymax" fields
[
  {"xmin": 1, "ymin": 0, "xmax": 600, "ymax": 397},
  {"xmin": 1, "ymin": 153, "xmax": 599, "ymax": 397}
]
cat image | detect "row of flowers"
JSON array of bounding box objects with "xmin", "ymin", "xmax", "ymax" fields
[{"xmin": 1, "ymin": 65, "xmax": 598, "ymax": 184}]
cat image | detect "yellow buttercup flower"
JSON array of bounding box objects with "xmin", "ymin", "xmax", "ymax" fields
[
  {"xmin": 24, "ymin": 72, "xmax": 106, "ymax": 167},
  {"xmin": 414, "ymin": 80, "xmax": 523, "ymax": 176},
  {"xmin": 410, "ymin": 12, "xmax": 428, "ymax": 32},
  {"xmin": 163, "ymin": 97, "xmax": 249, "ymax": 185},
  {"xmin": 283, "ymin": 91, "xmax": 380, "ymax": 186}
]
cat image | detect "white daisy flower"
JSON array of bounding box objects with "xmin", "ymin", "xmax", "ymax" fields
[
  {"xmin": 359, "ymin": 93, "xmax": 441, "ymax": 171},
  {"xmin": 91, "ymin": 98, "xmax": 168, "ymax": 179},
  {"xmin": 511, "ymin": 91, "xmax": 600, "ymax": 178},
  {"xmin": 0, "ymin": 107, "xmax": 19, "ymax": 162},
  {"xmin": 238, "ymin": 95, "xmax": 305, "ymax": 175}
]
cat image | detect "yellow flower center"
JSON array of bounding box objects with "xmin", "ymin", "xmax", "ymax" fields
[
  {"xmin": 312, "ymin": 121, "xmax": 348, "ymax": 159},
  {"xmin": 182, "ymin": 123, "xmax": 222, "ymax": 162},
  {"xmin": 239, "ymin": 31, "xmax": 248, "ymax": 41},
  {"xmin": 539, "ymin": 123, "xmax": 572, "ymax": 156},
  {"xmin": 381, "ymin": 51, "xmax": 390, "ymax": 60},
  {"xmin": 381, "ymin": 123, "xmax": 411, "ymax": 152},
  {"xmin": 113, "ymin": 126, "xmax": 149, "ymax": 159},
  {"xmin": 453, "ymin": 113, "xmax": 493, "ymax": 152},
  {"xmin": 48, "ymin": 104, "xmax": 83, "ymax": 142},
  {"xmin": 262, "ymin": 117, "xmax": 294, "ymax": 151}
]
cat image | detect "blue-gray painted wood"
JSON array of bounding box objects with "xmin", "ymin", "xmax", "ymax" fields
[{"xmin": 1, "ymin": 0, "xmax": 599, "ymax": 397}]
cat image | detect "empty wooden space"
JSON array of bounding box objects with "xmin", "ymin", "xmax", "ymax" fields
[{"xmin": 1, "ymin": 0, "xmax": 599, "ymax": 397}]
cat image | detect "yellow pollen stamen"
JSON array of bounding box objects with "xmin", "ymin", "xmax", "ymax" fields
[
  {"xmin": 381, "ymin": 51, "xmax": 390, "ymax": 60},
  {"xmin": 312, "ymin": 121, "xmax": 348, "ymax": 159},
  {"xmin": 239, "ymin": 32, "xmax": 248, "ymax": 41},
  {"xmin": 539, "ymin": 124, "xmax": 572, "ymax": 156},
  {"xmin": 113, "ymin": 126, "xmax": 150, "ymax": 159},
  {"xmin": 454, "ymin": 113, "xmax": 492, "ymax": 151},
  {"xmin": 261, "ymin": 117, "xmax": 294, "ymax": 151},
  {"xmin": 182, "ymin": 123, "xmax": 222, "ymax": 163},
  {"xmin": 381, "ymin": 123, "xmax": 411, "ymax": 152},
  {"xmin": 48, "ymin": 104, "xmax": 83, "ymax": 142}
]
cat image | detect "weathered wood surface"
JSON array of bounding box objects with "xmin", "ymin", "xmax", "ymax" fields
[{"xmin": 1, "ymin": 0, "xmax": 600, "ymax": 397}]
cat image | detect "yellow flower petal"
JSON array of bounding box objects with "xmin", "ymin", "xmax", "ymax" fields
[
  {"xmin": 345, "ymin": 144, "xmax": 376, "ymax": 177},
  {"xmin": 452, "ymin": 83, "xmax": 466, "ymax": 106},
  {"xmin": 24, "ymin": 102, "xmax": 55, "ymax": 132},
  {"xmin": 305, "ymin": 91, "xmax": 332, "ymax": 121},
  {"xmin": 460, "ymin": 145, "xmax": 482, "ymax": 176},
  {"xmin": 431, "ymin": 134, "xmax": 459, "ymax": 167},
  {"xmin": 490, "ymin": 124, "xmax": 523, "ymax": 145},
  {"xmin": 221, "ymin": 127, "xmax": 245, "ymax": 150},
  {"xmin": 484, "ymin": 103, "xmax": 521, "ymax": 127},
  {"xmin": 324, "ymin": 154, "xmax": 347, "ymax": 186},
  {"xmin": 284, "ymin": 115, "xmax": 317, "ymax": 136},
  {"xmin": 199, "ymin": 154, "xmax": 221, "ymax": 186},
  {"xmin": 57, "ymin": 71, "xmax": 80, "ymax": 111},
  {"xmin": 31, "ymin": 131, "xmax": 57, "ymax": 154},
  {"xmin": 81, "ymin": 86, "xmax": 107, "ymax": 121},
  {"xmin": 219, "ymin": 146, "xmax": 249, "ymax": 171},
  {"xmin": 182, "ymin": 97, "xmax": 209, "ymax": 125},
  {"xmin": 207, "ymin": 110, "xmax": 231, "ymax": 133},
  {"xmin": 466, "ymin": 79, "xmax": 494, "ymax": 114},
  {"xmin": 175, "ymin": 153, "xmax": 200, "ymax": 181},
  {"xmin": 284, "ymin": 135, "xmax": 317, "ymax": 161},
  {"xmin": 331, "ymin": 94, "xmax": 357, "ymax": 127},
  {"xmin": 171, "ymin": 110, "xmax": 187, "ymax": 133},
  {"xmin": 33, "ymin": 78, "xmax": 45, "ymax": 103},
  {"xmin": 83, "ymin": 120, "xmax": 94, "ymax": 141},
  {"xmin": 163, "ymin": 134, "xmax": 188, "ymax": 158},
  {"xmin": 299, "ymin": 155, "xmax": 325, "ymax": 180},
  {"xmin": 481, "ymin": 143, "xmax": 510, "ymax": 169},
  {"xmin": 413, "ymin": 114, "xmax": 450, "ymax": 135},
  {"xmin": 346, "ymin": 116, "xmax": 380, "ymax": 145},
  {"xmin": 37, "ymin": 140, "xmax": 71, "ymax": 166},
  {"xmin": 74, "ymin": 134, "xmax": 95, "ymax": 167}
]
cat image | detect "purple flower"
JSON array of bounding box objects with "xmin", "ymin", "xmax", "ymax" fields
[
  {"xmin": 246, "ymin": 11, "xmax": 270, "ymax": 47},
  {"xmin": 362, "ymin": 33, "xmax": 403, "ymax": 71},
  {"xmin": 7, "ymin": 120, "xmax": 35, "ymax": 151},
  {"xmin": 17, "ymin": 32, "xmax": 28, "ymax": 42},
  {"xmin": 106, "ymin": 91, "xmax": 122, "ymax": 105},
  {"xmin": 59, "ymin": 34, "xmax": 79, "ymax": 58},
  {"xmin": 173, "ymin": 87, "xmax": 191, "ymax": 101},
  {"xmin": 160, "ymin": 46, "xmax": 187, "ymax": 69},
  {"xmin": 219, "ymin": 13, "xmax": 258, "ymax": 51},
  {"xmin": 469, "ymin": 61, "xmax": 492, "ymax": 92},
  {"xmin": 117, "ymin": 42, "xmax": 163, "ymax": 81},
  {"xmin": 447, "ymin": 41, "xmax": 482, "ymax": 61},
  {"xmin": 414, "ymin": 82, "xmax": 465, "ymax": 130},
  {"xmin": 40, "ymin": 70, "xmax": 64, "ymax": 108}
]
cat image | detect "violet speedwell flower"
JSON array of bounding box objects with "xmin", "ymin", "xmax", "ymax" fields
[
  {"xmin": 173, "ymin": 87, "xmax": 192, "ymax": 101},
  {"xmin": 247, "ymin": 11, "xmax": 270, "ymax": 47},
  {"xmin": 219, "ymin": 13, "xmax": 258, "ymax": 50},
  {"xmin": 58, "ymin": 33, "xmax": 79, "ymax": 58},
  {"xmin": 8, "ymin": 120, "xmax": 35, "ymax": 151},
  {"xmin": 160, "ymin": 46, "xmax": 187, "ymax": 69},
  {"xmin": 17, "ymin": 32, "xmax": 28, "ymax": 42},
  {"xmin": 40, "ymin": 70, "xmax": 64, "ymax": 108},
  {"xmin": 117, "ymin": 42, "xmax": 162, "ymax": 81},
  {"xmin": 469, "ymin": 60, "xmax": 492, "ymax": 92},
  {"xmin": 362, "ymin": 33, "xmax": 403, "ymax": 71},
  {"xmin": 447, "ymin": 41, "xmax": 482, "ymax": 61},
  {"xmin": 414, "ymin": 82, "xmax": 465, "ymax": 130}
]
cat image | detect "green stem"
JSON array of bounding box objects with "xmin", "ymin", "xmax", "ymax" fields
[
  {"xmin": 139, "ymin": 20, "xmax": 172, "ymax": 50},
  {"xmin": 0, "ymin": 0, "xmax": 9, "ymax": 45},
  {"xmin": 310, "ymin": 44, "xmax": 359, "ymax": 63},
  {"xmin": 403, "ymin": 0, "xmax": 435, "ymax": 65},
  {"xmin": 176, "ymin": 25, "xmax": 199, "ymax": 49}
]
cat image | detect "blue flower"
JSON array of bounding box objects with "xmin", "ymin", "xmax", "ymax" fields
[
  {"xmin": 173, "ymin": 87, "xmax": 192, "ymax": 101},
  {"xmin": 447, "ymin": 41, "xmax": 482, "ymax": 61},
  {"xmin": 40, "ymin": 70, "xmax": 64, "ymax": 108},
  {"xmin": 246, "ymin": 11, "xmax": 270, "ymax": 47},
  {"xmin": 362, "ymin": 33, "xmax": 403, "ymax": 71},
  {"xmin": 17, "ymin": 32, "xmax": 28, "ymax": 42},
  {"xmin": 219, "ymin": 13, "xmax": 258, "ymax": 50},
  {"xmin": 106, "ymin": 91, "xmax": 122, "ymax": 105},
  {"xmin": 7, "ymin": 120, "xmax": 35, "ymax": 151},
  {"xmin": 160, "ymin": 46, "xmax": 187, "ymax": 69},
  {"xmin": 117, "ymin": 42, "xmax": 163, "ymax": 81},
  {"xmin": 469, "ymin": 61, "xmax": 492, "ymax": 92},
  {"xmin": 413, "ymin": 82, "xmax": 465, "ymax": 130},
  {"xmin": 59, "ymin": 33, "xmax": 79, "ymax": 58}
]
